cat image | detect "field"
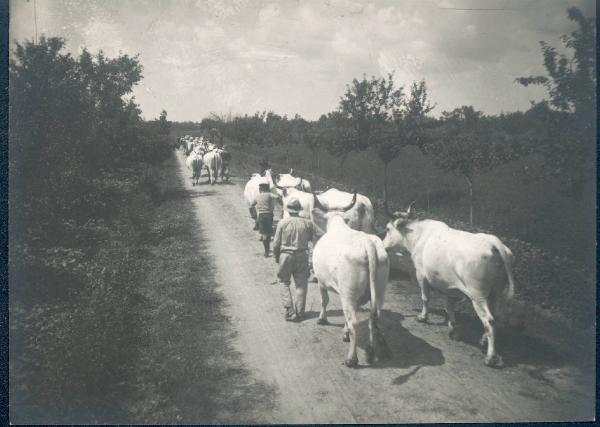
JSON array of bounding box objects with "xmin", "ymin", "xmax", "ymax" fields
[{"xmin": 237, "ymin": 139, "xmax": 595, "ymax": 266}]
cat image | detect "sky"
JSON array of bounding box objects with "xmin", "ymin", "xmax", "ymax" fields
[{"xmin": 10, "ymin": 0, "xmax": 596, "ymax": 121}]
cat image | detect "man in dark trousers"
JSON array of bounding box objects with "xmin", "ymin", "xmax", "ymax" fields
[
  {"xmin": 251, "ymin": 183, "xmax": 277, "ymax": 257},
  {"xmin": 272, "ymin": 198, "xmax": 315, "ymax": 321}
]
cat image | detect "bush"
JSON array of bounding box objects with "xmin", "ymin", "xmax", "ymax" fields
[{"xmin": 9, "ymin": 165, "xmax": 157, "ymax": 422}]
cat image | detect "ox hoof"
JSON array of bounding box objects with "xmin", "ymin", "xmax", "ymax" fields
[
  {"xmin": 365, "ymin": 345, "xmax": 375, "ymax": 364},
  {"xmin": 484, "ymin": 354, "xmax": 503, "ymax": 368},
  {"xmin": 343, "ymin": 356, "xmax": 359, "ymax": 368},
  {"xmin": 342, "ymin": 332, "xmax": 350, "ymax": 343},
  {"xmin": 449, "ymin": 328, "xmax": 460, "ymax": 341},
  {"xmin": 317, "ymin": 318, "xmax": 329, "ymax": 326},
  {"xmin": 416, "ymin": 314, "xmax": 429, "ymax": 323}
]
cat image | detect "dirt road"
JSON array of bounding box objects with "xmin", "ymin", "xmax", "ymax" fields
[{"xmin": 175, "ymin": 151, "xmax": 594, "ymax": 423}]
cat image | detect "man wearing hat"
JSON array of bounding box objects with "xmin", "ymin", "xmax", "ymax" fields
[
  {"xmin": 272, "ymin": 197, "xmax": 315, "ymax": 321},
  {"xmin": 251, "ymin": 182, "xmax": 277, "ymax": 256}
]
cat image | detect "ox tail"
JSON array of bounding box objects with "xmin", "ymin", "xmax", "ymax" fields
[
  {"xmin": 365, "ymin": 239, "xmax": 378, "ymax": 309},
  {"xmin": 491, "ymin": 242, "xmax": 515, "ymax": 301},
  {"xmin": 488, "ymin": 240, "xmax": 516, "ymax": 326}
]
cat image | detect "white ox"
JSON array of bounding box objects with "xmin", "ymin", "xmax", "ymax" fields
[
  {"xmin": 275, "ymin": 187, "xmax": 376, "ymax": 237},
  {"xmin": 313, "ymin": 201, "xmax": 390, "ymax": 368},
  {"xmin": 203, "ymin": 149, "xmax": 222, "ymax": 185},
  {"xmin": 382, "ymin": 203, "xmax": 515, "ymax": 367},
  {"xmin": 274, "ymin": 169, "xmax": 312, "ymax": 192},
  {"xmin": 184, "ymin": 139, "xmax": 194, "ymax": 155},
  {"xmin": 243, "ymin": 169, "xmax": 277, "ymax": 219},
  {"xmin": 190, "ymin": 154, "xmax": 203, "ymax": 186},
  {"xmin": 185, "ymin": 151, "xmax": 199, "ymax": 170}
]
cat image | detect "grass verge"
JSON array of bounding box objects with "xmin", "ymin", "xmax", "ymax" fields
[{"xmin": 9, "ymin": 152, "xmax": 276, "ymax": 424}]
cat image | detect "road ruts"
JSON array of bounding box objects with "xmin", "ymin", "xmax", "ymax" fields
[{"xmin": 175, "ymin": 151, "xmax": 594, "ymax": 423}]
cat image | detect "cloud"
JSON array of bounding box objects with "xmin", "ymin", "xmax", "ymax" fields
[{"xmin": 8, "ymin": 0, "xmax": 596, "ymax": 120}]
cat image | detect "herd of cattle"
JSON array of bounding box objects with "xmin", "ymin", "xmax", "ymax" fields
[
  {"xmin": 180, "ymin": 139, "xmax": 516, "ymax": 369},
  {"xmin": 178, "ymin": 135, "xmax": 232, "ymax": 185}
]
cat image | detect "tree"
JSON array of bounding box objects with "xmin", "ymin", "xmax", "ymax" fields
[
  {"xmin": 339, "ymin": 74, "xmax": 403, "ymax": 203},
  {"xmin": 9, "ymin": 36, "xmax": 166, "ymax": 225},
  {"xmin": 401, "ymin": 80, "xmax": 436, "ymax": 151},
  {"xmin": 397, "ymin": 80, "xmax": 436, "ymax": 207},
  {"xmin": 423, "ymin": 106, "xmax": 519, "ymax": 224},
  {"xmin": 307, "ymin": 115, "xmax": 329, "ymax": 171},
  {"xmin": 516, "ymin": 6, "xmax": 596, "ymax": 198},
  {"xmin": 320, "ymin": 112, "xmax": 358, "ymax": 179}
]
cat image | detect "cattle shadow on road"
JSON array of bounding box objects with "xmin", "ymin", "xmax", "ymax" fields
[
  {"xmin": 307, "ymin": 307, "xmax": 445, "ymax": 380},
  {"xmin": 448, "ymin": 311, "xmax": 570, "ymax": 377},
  {"xmin": 353, "ymin": 310, "xmax": 445, "ymax": 382}
]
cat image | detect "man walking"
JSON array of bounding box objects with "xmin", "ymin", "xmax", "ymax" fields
[
  {"xmin": 272, "ymin": 198, "xmax": 314, "ymax": 321},
  {"xmin": 251, "ymin": 183, "xmax": 277, "ymax": 257},
  {"xmin": 219, "ymin": 144, "xmax": 231, "ymax": 181}
]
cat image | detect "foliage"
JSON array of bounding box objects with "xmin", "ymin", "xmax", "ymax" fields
[
  {"xmin": 9, "ymin": 37, "xmax": 175, "ymax": 421},
  {"xmin": 400, "ymin": 80, "xmax": 436, "ymax": 152},
  {"xmin": 339, "ymin": 73, "xmax": 403, "ymax": 158},
  {"xmin": 10, "ymin": 164, "xmax": 153, "ymax": 422},
  {"xmin": 516, "ymin": 6, "xmax": 596, "ymax": 197},
  {"xmin": 335, "ymin": 76, "xmax": 438, "ymax": 202},
  {"xmin": 423, "ymin": 107, "xmax": 519, "ymax": 179},
  {"xmin": 421, "ymin": 106, "xmax": 525, "ymax": 223},
  {"xmin": 9, "ymin": 37, "xmax": 172, "ymax": 227}
]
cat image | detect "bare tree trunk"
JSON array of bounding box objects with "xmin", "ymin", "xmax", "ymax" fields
[
  {"xmin": 465, "ymin": 175, "xmax": 473, "ymax": 225},
  {"xmin": 316, "ymin": 152, "xmax": 320, "ymax": 171}
]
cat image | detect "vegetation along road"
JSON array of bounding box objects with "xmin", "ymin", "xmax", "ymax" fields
[{"xmin": 171, "ymin": 150, "xmax": 594, "ymax": 423}]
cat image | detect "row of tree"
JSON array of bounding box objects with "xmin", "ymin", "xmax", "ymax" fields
[
  {"xmin": 10, "ymin": 36, "xmax": 172, "ymax": 227},
  {"xmin": 207, "ymin": 7, "xmax": 595, "ymax": 224}
]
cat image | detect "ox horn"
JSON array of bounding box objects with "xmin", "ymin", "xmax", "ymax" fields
[
  {"xmin": 312, "ymin": 192, "xmax": 327, "ymax": 211},
  {"xmin": 289, "ymin": 168, "xmax": 294, "ymax": 175},
  {"xmin": 313, "ymin": 190, "xmax": 358, "ymax": 212},
  {"xmin": 273, "ymin": 173, "xmax": 285, "ymax": 190},
  {"xmin": 406, "ymin": 200, "xmax": 416, "ymax": 217},
  {"xmin": 340, "ymin": 190, "xmax": 358, "ymax": 212}
]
